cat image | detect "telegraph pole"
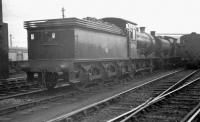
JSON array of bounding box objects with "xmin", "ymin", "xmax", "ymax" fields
[{"xmin": 61, "ymin": 7, "xmax": 65, "ymax": 18}]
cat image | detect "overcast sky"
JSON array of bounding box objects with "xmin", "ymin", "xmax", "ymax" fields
[{"xmin": 3, "ymin": 0, "xmax": 200, "ymax": 47}]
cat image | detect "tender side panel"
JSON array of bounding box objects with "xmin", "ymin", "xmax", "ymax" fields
[
  {"xmin": 28, "ymin": 28, "xmax": 75, "ymax": 60},
  {"xmin": 74, "ymin": 28, "xmax": 127, "ymax": 59}
]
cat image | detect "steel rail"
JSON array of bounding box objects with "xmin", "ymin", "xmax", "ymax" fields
[
  {"xmin": 0, "ymin": 78, "xmax": 69, "ymax": 101},
  {"xmin": 121, "ymin": 77, "xmax": 200, "ymax": 122},
  {"xmin": 180, "ymin": 102, "xmax": 200, "ymax": 122},
  {"xmin": 0, "ymin": 89, "xmax": 43, "ymax": 101},
  {"xmin": 108, "ymin": 69, "xmax": 199, "ymax": 122}
]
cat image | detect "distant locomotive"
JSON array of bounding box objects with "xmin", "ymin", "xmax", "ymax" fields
[
  {"xmin": 22, "ymin": 17, "xmax": 180, "ymax": 89},
  {"xmin": 180, "ymin": 32, "xmax": 200, "ymax": 68}
]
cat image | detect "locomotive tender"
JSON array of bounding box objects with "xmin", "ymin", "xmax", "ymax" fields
[{"xmin": 23, "ymin": 17, "xmax": 179, "ymax": 89}]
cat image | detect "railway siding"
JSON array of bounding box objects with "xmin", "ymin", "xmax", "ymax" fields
[
  {"xmin": 0, "ymin": 70, "xmax": 181, "ymax": 122},
  {"xmin": 46, "ymin": 69, "xmax": 194, "ymax": 122},
  {"xmin": 121, "ymin": 77, "xmax": 200, "ymax": 122}
]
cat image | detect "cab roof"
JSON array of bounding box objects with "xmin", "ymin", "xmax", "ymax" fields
[{"xmin": 102, "ymin": 17, "xmax": 137, "ymax": 28}]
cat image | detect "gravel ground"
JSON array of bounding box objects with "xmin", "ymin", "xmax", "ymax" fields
[
  {"xmin": 0, "ymin": 84, "xmax": 75, "ymax": 110},
  {"xmin": 0, "ymin": 69, "xmax": 182, "ymax": 122},
  {"xmin": 9, "ymin": 72, "xmax": 26, "ymax": 78},
  {"xmin": 73, "ymin": 70, "xmax": 192, "ymax": 122}
]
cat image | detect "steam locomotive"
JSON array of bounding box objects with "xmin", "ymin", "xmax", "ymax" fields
[
  {"xmin": 180, "ymin": 32, "xmax": 200, "ymax": 68},
  {"xmin": 22, "ymin": 17, "xmax": 180, "ymax": 89}
]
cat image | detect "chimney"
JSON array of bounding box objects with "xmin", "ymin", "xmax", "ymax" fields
[
  {"xmin": 0, "ymin": 0, "xmax": 2, "ymax": 23},
  {"xmin": 140, "ymin": 27, "xmax": 145, "ymax": 33},
  {"xmin": 150, "ymin": 31, "xmax": 156, "ymax": 36}
]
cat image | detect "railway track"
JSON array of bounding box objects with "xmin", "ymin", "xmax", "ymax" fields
[
  {"xmin": 120, "ymin": 76, "xmax": 200, "ymax": 122},
  {"xmin": 45, "ymin": 69, "xmax": 198, "ymax": 122},
  {"xmin": 0, "ymin": 77, "xmax": 41, "ymax": 98},
  {"xmin": 0, "ymin": 76, "xmax": 70, "ymax": 101},
  {"xmin": 108, "ymin": 69, "xmax": 200, "ymax": 122},
  {"xmin": 0, "ymin": 82, "xmax": 75, "ymax": 115},
  {"xmin": 0, "ymin": 70, "xmax": 181, "ymax": 117},
  {"xmin": 183, "ymin": 104, "xmax": 200, "ymax": 122}
]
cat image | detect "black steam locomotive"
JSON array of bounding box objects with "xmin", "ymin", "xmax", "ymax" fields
[
  {"xmin": 22, "ymin": 17, "xmax": 180, "ymax": 89},
  {"xmin": 180, "ymin": 32, "xmax": 200, "ymax": 68}
]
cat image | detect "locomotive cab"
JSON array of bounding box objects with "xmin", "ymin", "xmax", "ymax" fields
[{"xmin": 102, "ymin": 17, "xmax": 138, "ymax": 58}]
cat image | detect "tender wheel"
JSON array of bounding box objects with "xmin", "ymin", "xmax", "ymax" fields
[
  {"xmin": 27, "ymin": 72, "xmax": 34, "ymax": 82},
  {"xmin": 37, "ymin": 72, "xmax": 43, "ymax": 88},
  {"xmin": 45, "ymin": 72, "xmax": 58, "ymax": 90},
  {"xmin": 73, "ymin": 68, "xmax": 89, "ymax": 91}
]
